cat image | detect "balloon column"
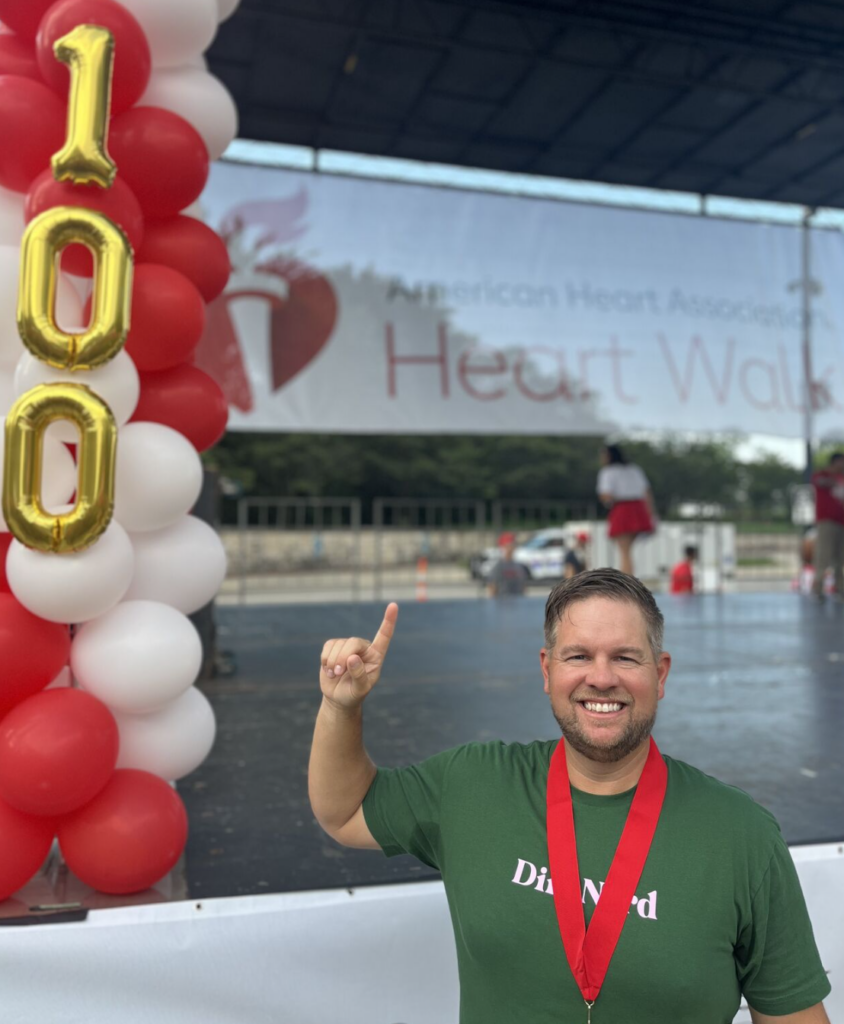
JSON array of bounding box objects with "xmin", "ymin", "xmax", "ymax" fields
[{"xmin": 0, "ymin": 0, "xmax": 238, "ymax": 899}]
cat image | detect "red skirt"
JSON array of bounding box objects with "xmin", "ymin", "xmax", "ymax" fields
[{"xmin": 608, "ymin": 500, "xmax": 654, "ymax": 538}]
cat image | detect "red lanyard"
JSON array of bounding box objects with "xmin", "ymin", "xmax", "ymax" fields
[{"xmin": 546, "ymin": 738, "xmax": 667, "ymax": 1020}]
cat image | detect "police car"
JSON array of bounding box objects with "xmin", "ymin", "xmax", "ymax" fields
[{"xmin": 471, "ymin": 528, "xmax": 581, "ymax": 582}]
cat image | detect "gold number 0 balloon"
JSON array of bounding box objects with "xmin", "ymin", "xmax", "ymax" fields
[
  {"xmin": 3, "ymin": 384, "xmax": 117, "ymax": 554},
  {"xmin": 17, "ymin": 207, "xmax": 132, "ymax": 371},
  {"xmin": 51, "ymin": 24, "xmax": 116, "ymax": 188}
]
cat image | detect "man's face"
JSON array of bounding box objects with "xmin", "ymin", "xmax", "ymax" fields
[{"xmin": 540, "ymin": 597, "xmax": 671, "ymax": 764}]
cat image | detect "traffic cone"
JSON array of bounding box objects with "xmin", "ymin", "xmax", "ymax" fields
[{"xmin": 415, "ymin": 556, "xmax": 428, "ymax": 602}]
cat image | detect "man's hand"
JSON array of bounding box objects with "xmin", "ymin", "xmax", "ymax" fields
[{"xmin": 320, "ymin": 603, "xmax": 398, "ymax": 711}]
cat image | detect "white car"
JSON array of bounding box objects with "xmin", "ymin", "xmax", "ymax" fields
[{"xmin": 473, "ymin": 527, "xmax": 583, "ymax": 582}]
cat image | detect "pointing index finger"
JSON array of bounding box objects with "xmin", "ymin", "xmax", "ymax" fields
[{"xmin": 369, "ymin": 602, "xmax": 399, "ymax": 658}]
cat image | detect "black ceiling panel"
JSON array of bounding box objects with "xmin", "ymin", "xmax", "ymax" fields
[{"xmin": 208, "ymin": 0, "xmax": 844, "ymax": 207}]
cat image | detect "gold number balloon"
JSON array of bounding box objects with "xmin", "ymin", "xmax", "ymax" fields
[
  {"xmin": 4, "ymin": 27, "xmax": 126, "ymax": 555},
  {"xmin": 51, "ymin": 24, "xmax": 116, "ymax": 188},
  {"xmin": 3, "ymin": 384, "xmax": 117, "ymax": 554},
  {"xmin": 18, "ymin": 207, "xmax": 132, "ymax": 371}
]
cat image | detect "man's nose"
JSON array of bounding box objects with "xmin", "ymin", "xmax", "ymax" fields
[{"xmin": 583, "ymin": 656, "xmax": 617, "ymax": 687}]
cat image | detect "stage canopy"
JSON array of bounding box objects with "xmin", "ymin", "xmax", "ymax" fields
[{"xmin": 208, "ymin": 0, "xmax": 844, "ymax": 209}]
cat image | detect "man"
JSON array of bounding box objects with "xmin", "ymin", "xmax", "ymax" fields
[
  {"xmin": 564, "ymin": 531, "xmax": 589, "ymax": 578},
  {"xmin": 669, "ymin": 544, "xmax": 697, "ymax": 594},
  {"xmin": 309, "ymin": 570, "xmax": 831, "ymax": 1023},
  {"xmin": 487, "ymin": 539, "xmax": 529, "ymax": 597},
  {"xmin": 811, "ymin": 452, "xmax": 844, "ymax": 599}
]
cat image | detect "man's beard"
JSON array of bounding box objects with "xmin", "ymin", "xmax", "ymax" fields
[{"xmin": 553, "ymin": 702, "xmax": 657, "ymax": 764}]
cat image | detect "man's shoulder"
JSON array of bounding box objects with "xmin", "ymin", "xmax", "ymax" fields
[
  {"xmin": 446, "ymin": 738, "xmax": 556, "ymax": 769},
  {"xmin": 664, "ymin": 755, "xmax": 780, "ymax": 837}
]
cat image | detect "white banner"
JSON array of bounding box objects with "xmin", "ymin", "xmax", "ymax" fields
[
  {"xmin": 195, "ymin": 164, "xmax": 844, "ymax": 437},
  {"xmin": 0, "ymin": 845, "xmax": 840, "ymax": 1023}
]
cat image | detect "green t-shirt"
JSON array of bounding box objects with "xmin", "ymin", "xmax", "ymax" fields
[{"xmin": 362, "ymin": 740, "xmax": 830, "ymax": 1024}]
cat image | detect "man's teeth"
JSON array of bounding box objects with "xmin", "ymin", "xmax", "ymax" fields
[{"xmin": 582, "ymin": 701, "xmax": 624, "ymax": 713}]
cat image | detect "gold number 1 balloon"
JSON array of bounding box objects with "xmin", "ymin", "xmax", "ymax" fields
[
  {"xmin": 3, "ymin": 384, "xmax": 117, "ymax": 554},
  {"xmin": 51, "ymin": 24, "xmax": 116, "ymax": 189}
]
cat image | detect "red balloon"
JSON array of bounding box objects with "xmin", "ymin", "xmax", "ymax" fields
[
  {"xmin": 126, "ymin": 264, "xmax": 206, "ymax": 371},
  {"xmin": 37, "ymin": 0, "xmax": 150, "ymax": 114},
  {"xmin": 25, "ymin": 169, "xmax": 144, "ymax": 276},
  {"xmin": 0, "ymin": 689, "xmax": 118, "ymax": 816},
  {"xmin": 134, "ymin": 364, "xmax": 229, "ymax": 452},
  {"xmin": 0, "ymin": 76, "xmax": 66, "ymax": 192},
  {"xmin": 0, "ymin": 594, "xmax": 70, "ymax": 720},
  {"xmin": 83, "ymin": 264, "xmax": 207, "ymax": 372},
  {"xmin": 58, "ymin": 770, "xmax": 188, "ymax": 895},
  {"xmin": 109, "ymin": 107, "xmax": 209, "ymax": 219},
  {"xmin": 0, "ymin": 0, "xmax": 55, "ymax": 39},
  {"xmin": 136, "ymin": 215, "xmax": 230, "ymax": 303},
  {"xmin": 0, "ymin": 34, "xmax": 40, "ymax": 80},
  {"xmin": 0, "ymin": 798, "xmax": 54, "ymax": 901},
  {"xmin": 0, "ymin": 533, "xmax": 12, "ymax": 593}
]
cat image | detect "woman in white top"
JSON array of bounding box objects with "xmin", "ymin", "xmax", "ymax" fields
[{"xmin": 597, "ymin": 444, "xmax": 656, "ymax": 576}]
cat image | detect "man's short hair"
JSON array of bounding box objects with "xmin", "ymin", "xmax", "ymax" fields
[
  {"xmin": 544, "ymin": 568, "xmax": 665, "ymax": 660},
  {"xmin": 683, "ymin": 545, "xmax": 698, "ymax": 560},
  {"xmin": 829, "ymin": 451, "xmax": 844, "ymax": 465}
]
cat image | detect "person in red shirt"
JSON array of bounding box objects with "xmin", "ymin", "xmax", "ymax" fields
[
  {"xmin": 811, "ymin": 452, "xmax": 844, "ymax": 599},
  {"xmin": 670, "ymin": 545, "xmax": 697, "ymax": 594}
]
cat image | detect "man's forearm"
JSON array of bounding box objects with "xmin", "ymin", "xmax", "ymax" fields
[{"xmin": 308, "ymin": 697, "xmax": 377, "ymax": 835}]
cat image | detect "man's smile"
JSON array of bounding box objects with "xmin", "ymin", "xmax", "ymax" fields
[{"xmin": 575, "ymin": 698, "xmax": 629, "ymax": 720}]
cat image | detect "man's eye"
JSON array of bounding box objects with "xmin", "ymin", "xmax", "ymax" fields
[
  {"xmin": 567, "ymin": 655, "xmax": 586, "ymax": 661},
  {"xmin": 617, "ymin": 656, "xmax": 635, "ymax": 663}
]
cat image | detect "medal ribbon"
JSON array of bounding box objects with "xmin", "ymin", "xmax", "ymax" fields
[{"xmin": 546, "ymin": 737, "xmax": 667, "ymax": 1006}]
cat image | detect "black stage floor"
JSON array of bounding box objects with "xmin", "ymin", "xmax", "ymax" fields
[{"xmin": 179, "ymin": 594, "xmax": 844, "ymax": 899}]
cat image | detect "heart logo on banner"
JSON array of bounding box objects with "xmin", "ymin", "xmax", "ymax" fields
[
  {"xmin": 256, "ymin": 256, "xmax": 339, "ymax": 393},
  {"xmin": 193, "ymin": 264, "xmax": 339, "ymax": 411},
  {"xmin": 195, "ymin": 189, "xmax": 339, "ymax": 410}
]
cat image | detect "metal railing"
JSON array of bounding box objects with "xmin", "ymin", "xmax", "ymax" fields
[{"xmin": 220, "ymin": 496, "xmax": 807, "ymax": 604}]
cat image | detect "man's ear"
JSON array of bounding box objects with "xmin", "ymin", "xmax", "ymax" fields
[
  {"xmin": 540, "ymin": 648, "xmax": 551, "ymax": 694},
  {"xmin": 656, "ymin": 651, "xmax": 671, "ymax": 700}
]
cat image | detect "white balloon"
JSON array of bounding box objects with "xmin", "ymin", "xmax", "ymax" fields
[
  {"xmin": 113, "ymin": 685, "xmax": 216, "ymax": 780},
  {"xmin": 0, "ymin": 367, "xmax": 15, "ymax": 416},
  {"xmin": 115, "ymin": 422, "xmax": 203, "ymax": 533},
  {"xmin": 0, "ymin": 434, "xmax": 77, "ymax": 531},
  {"xmin": 216, "ymin": 0, "xmax": 240, "ymax": 22},
  {"xmin": 7, "ymin": 517, "xmax": 134, "ymax": 623},
  {"xmin": 14, "ymin": 349, "xmax": 140, "ymax": 441},
  {"xmin": 126, "ymin": 516, "xmax": 227, "ymax": 614},
  {"xmin": 72, "ymin": 599, "xmax": 202, "ymax": 713},
  {"xmin": 117, "ymin": 0, "xmax": 218, "ymax": 68},
  {"xmin": 139, "ymin": 67, "xmax": 238, "ymax": 161},
  {"xmin": 0, "ymin": 185, "xmax": 23, "ymax": 245},
  {"xmin": 0, "ymin": 252, "xmax": 84, "ymax": 370}
]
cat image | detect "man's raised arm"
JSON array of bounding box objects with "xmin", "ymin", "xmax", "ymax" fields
[{"xmin": 307, "ymin": 602, "xmax": 398, "ymax": 850}]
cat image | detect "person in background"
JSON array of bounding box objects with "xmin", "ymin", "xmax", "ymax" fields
[
  {"xmin": 488, "ymin": 540, "xmax": 529, "ymax": 598},
  {"xmin": 670, "ymin": 545, "xmax": 697, "ymax": 594},
  {"xmin": 563, "ymin": 532, "xmax": 589, "ymax": 578},
  {"xmin": 810, "ymin": 452, "xmax": 844, "ymax": 600},
  {"xmin": 597, "ymin": 443, "xmax": 656, "ymax": 577}
]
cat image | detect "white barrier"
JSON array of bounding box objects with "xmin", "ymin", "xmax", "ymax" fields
[
  {"xmin": 546, "ymin": 519, "xmax": 736, "ymax": 592},
  {"xmin": 0, "ymin": 843, "xmax": 838, "ymax": 1023}
]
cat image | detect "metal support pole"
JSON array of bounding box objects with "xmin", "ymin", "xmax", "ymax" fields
[{"xmin": 801, "ymin": 208, "xmax": 815, "ymax": 483}]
